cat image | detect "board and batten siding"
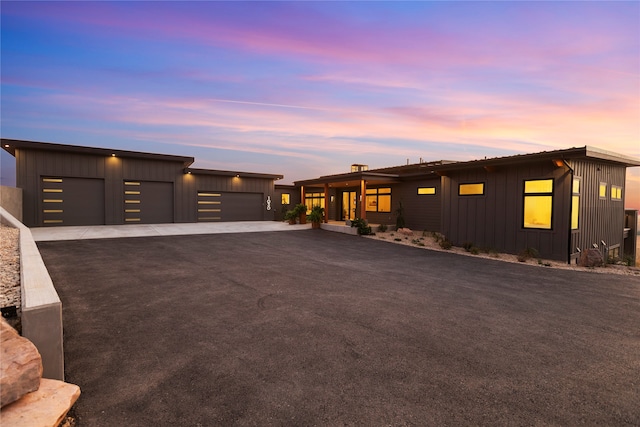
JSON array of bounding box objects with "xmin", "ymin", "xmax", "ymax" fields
[
  {"xmin": 569, "ymin": 160, "xmax": 627, "ymax": 262},
  {"xmin": 392, "ymin": 177, "xmax": 442, "ymax": 232},
  {"xmin": 15, "ymin": 148, "xmax": 187, "ymax": 226},
  {"xmin": 441, "ymin": 161, "xmax": 572, "ymax": 262}
]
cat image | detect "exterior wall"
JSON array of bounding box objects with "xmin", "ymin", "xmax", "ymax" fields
[
  {"xmin": 569, "ymin": 160, "xmax": 627, "ymax": 263},
  {"xmin": 274, "ymin": 185, "xmax": 300, "ymax": 221},
  {"xmin": 394, "ymin": 176, "xmax": 442, "ymax": 232},
  {"xmin": 0, "ymin": 185, "xmax": 22, "ymax": 221},
  {"xmin": 441, "ymin": 161, "xmax": 572, "ymax": 261}
]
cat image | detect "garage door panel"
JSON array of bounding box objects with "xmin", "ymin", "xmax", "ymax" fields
[
  {"xmin": 124, "ymin": 181, "xmax": 174, "ymax": 224},
  {"xmin": 198, "ymin": 191, "xmax": 262, "ymax": 221},
  {"xmin": 41, "ymin": 177, "xmax": 105, "ymax": 226}
]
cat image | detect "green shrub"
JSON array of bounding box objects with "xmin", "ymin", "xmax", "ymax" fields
[
  {"xmin": 463, "ymin": 241, "xmax": 474, "ymax": 252},
  {"xmin": 377, "ymin": 224, "xmax": 388, "ymax": 232},
  {"xmin": 439, "ymin": 240, "xmax": 452, "ymax": 250},
  {"xmin": 517, "ymin": 247, "xmax": 539, "ymax": 262},
  {"xmin": 470, "ymin": 246, "xmax": 480, "ymax": 255},
  {"xmin": 350, "ymin": 218, "xmax": 373, "ymax": 235}
]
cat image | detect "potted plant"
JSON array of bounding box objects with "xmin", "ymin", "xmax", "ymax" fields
[
  {"xmin": 307, "ymin": 206, "xmax": 324, "ymax": 229},
  {"xmin": 294, "ymin": 203, "xmax": 308, "ymax": 224},
  {"xmin": 284, "ymin": 209, "xmax": 298, "ymax": 225}
]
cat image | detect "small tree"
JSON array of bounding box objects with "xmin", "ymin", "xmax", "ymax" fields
[{"xmin": 395, "ymin": 201, "xmax": 406, "ymax": 230}]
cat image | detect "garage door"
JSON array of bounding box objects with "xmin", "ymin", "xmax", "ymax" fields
[
  {"xmin": 124, "ymin": 181, "xmax": 174, "ymax": 224},
  {"xmin": 41, "ymin": 177, "xmax": 105, "ymax": 226},
  {"xmin": 197, "ymin": 191, "xmax": 263, "ymax": 221}
]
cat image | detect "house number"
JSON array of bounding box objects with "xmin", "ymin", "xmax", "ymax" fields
[{"xmin": 266, "ymin": 195, "xmax": 271, "ymax": 210}]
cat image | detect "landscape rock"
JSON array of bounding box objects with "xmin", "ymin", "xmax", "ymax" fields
[
  {"xmin": 578, "ymin": 249, "xmax": 604, "ymax": 268},
  {"xmin": 0, "ymin": 318, "xmax": 42, "ymax": 407},
  {"xmin": 0, "ymin": 378, "xmax": 80, "ymax": 427},
  {"xmin": 397, "ymin": 228, "xmax": 413, "ymax": 236}
]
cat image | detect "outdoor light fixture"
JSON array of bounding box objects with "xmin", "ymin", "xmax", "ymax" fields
[
  {"xmin": 3, "ymin": 144, "xmax": 9, "ymax": 148},
  {"xmin": 576, "ymin": 248, "xmax": 581, "ymax": 253},
  {"xmin": 601, "ymin": 240, "xmax": 607, "ymax": 246},
  {"xmin": 111, "ymin": 153, "xmax": 116, "ymax": 157},
  {"xmin": 592, "ymin": 243, "xmax": 599, "ymax": 248},
  {"xmin": 235, "ymin": 174, "xmax": 240, "ymax": 178},
  {"xmin": 552, "ymin": 159, "xmax": 564, "ymax": 167}
]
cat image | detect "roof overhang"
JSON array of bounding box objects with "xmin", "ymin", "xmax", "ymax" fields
[
  {"xmin": 294, "ymin": 171, "xmax": 401, "ymax": 188},
  {"xmin": 1, "ymin": 138, "xmax": 195, "ymax": 167},
  {"xmin": 185, "ymin": 167, "xmax": 283, "ymax": 180},
  {"xmin": 433, "ymin": 146, "xmax": 640, "ymax": 173}
]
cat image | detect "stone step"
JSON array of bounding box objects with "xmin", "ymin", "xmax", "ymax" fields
[{"xmin": 0, "ymin": 378, "xmax": 80, "ymax": 427}]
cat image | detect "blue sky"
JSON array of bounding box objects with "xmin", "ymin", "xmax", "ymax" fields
[{"xmin": 1, "ymin": 1, "xmax": 639, "ymax": 207}]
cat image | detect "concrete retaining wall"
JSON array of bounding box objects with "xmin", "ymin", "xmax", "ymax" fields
[
  {"xmin": 0, "ymin": 206, "xmax": 64, "ymax": 381},
  {"xmin": 0, "ymin": 186, "xmax": 22, "ymax": 222}
]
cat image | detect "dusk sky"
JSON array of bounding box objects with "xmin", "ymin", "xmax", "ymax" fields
[{"xmin": 1, "ymin": 1, "xmax": 639, "ymax": 208}]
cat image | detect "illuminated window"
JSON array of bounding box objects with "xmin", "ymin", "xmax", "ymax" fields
[
  {"xmin": 599, "ymin": 182, "xmax": 607, "ymax": 199},
  {"xmin": 305, "ymin": 192, "xmax": 324, "ymax": 212},
  {"xmin": 523, "ymin": 179, "xmax": 553, "ymax": 229},
  {"xmin": 459, "ymin": 183, "xmax": 484, "ymax": 196},
  {"xmin": 571, "ymin": 177, "xmax": 580, "ymax": 230},
  {"xmin": 366, "ymin": 188, "xmax": 391, "ymax": 212},
  {"xmin": 418, "ymin": 187, "xmax": 436, "ymax": 195},
  {"xmin": 281, "ymin": 193, "xmax": 290, "ymax": 205},
  {"xmin": 611, "ymin": 186, "xmax": 622, "ymax": 201}
]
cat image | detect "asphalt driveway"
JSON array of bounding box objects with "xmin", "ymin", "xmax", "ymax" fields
[{"xmin": 37, "ymin": 230, "xmax": 640, "ymax": 426}]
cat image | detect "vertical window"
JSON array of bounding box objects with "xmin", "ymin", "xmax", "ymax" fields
[
  {"xmin": 599, "ymin": 182, "xmax": 607, "ymax": 199},
  {"xmin": 459, "ymin": 183, "xmax": 484, "ymax": 195},
  {"xmin": 365, "ymin": 188, "xmax": 391, "ymax": 212},
  {"xmin": 571, "ymin": 178, "xmax": 580, "ymax": 230},
  {"xmin": 418, "ymin": 187, "xmax": 436, "ymax": 195},
  {"xmin": 281, "ymin": 193, "xmax": 290, "ymax": 205},
  {"xmin": 523, "ymin": 179, "xmax": 553, "ymax": 229},
  {"xmin": 611, "ymin": 186, "xmax": 622, "ymax": 201}
]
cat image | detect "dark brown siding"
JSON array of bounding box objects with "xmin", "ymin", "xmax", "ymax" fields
[
  {"xmin": 441, "ymin": 161, "xmax": 572, "ymax": 261},
  {"xmin": 274, "ymin": 185, "xmax": 300, "ymax": 221},
  {"xmin": 569, "ymin": 160, "xmax": 627, "ymax": 262},
  {"xmin": 395, "ymin": 177, "xmax": 442, "ymax": 232}
]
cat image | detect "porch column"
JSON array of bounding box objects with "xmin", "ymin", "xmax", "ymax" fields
[
  {"xmin": 300, "ymin": 185, "xmax": 305, "ymax": 206},
  {"xmin": 360, "ymin": 179, "xmax": 367, "ymax": 220},
  {"xmin": 323, "ymin": 183, "xmax": 329, "ymax": 223}
]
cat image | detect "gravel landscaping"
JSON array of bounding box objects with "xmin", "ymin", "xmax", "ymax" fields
[{"xmin": 0, "ymin": 224, "xmax": 21, "ymax": 331}]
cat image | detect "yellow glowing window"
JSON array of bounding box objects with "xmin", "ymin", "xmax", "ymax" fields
[
  {"xmin": 198, "ymin": 193, "xmax": 221, "ymax": 197},
  {"xmin": 281, "ymin": 193, "xmax": 290, "ymax": 205},
  {"xmin": 125, "ymin": 191, "xmax": 140, "ymax": 195},
  {"xmin": 418, "ymin": 187, "xmax": 436, "ymax": 195},
  {"xmin": 125, "ymin": 200, "xmax": 140, "ymax": 204},
  {"xmin": 43, "ymin": 209, "xmax": 63, "ymax": 213},
  {"xmin": 523, "ymin": 179, "xmax": 553, "ymax": 229},
  {"xmin": 459, "ymin": 183, "xmax": 484, "ymax": 195},
  {"xmin": 524, "ymin": 179, "xmax": 553, "ymax": 193},
  {"xmin": 611, "ymin": 186, "xmax": 622, "ymax": 201},
  {"xmin": 571, "ymin": 178, "xmax": 580, "ymax": 230},
  {"xmin": 124, "ymin": 181, "xmax": 140, "ymax": 186},
  {"xmin": 43, "ymin": 219, "xmax": 63, "ymax": 224},
  {"xmin": 599, "ymin": 183, "xmax": 607, "ymax": 199},
  {"xmin": 571, "ymin": 196, "xmax": 579, "ymax": 230},
  {"xmin": 43, "ymin": 199, "xmax": 63, "ymax": 203},
  {"xmin": 365, "ymin": 188, "xmax": 391, "ymax": 212},
  {"xmin": 125, "ymin": 209, "xmax": 140, "ymax": 213},
  {"xmin": 43, "ymin": 189, "xmax": 63, "ymax": 193},
  {"xmin": 42, "ymin": 178, "xmax": 63, "ymax": 183}
]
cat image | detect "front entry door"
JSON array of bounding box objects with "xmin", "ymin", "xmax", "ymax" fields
[{"xmin": 342, "ymin": 191, "xmax": 357, "ymax": 220}]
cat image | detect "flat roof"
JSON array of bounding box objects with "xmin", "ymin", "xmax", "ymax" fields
[
  {"xmin": 185, "ymin": 167, "xmax": 283, "ymax": 180},
  {"xmin": 2, "ymin": 138, "xmax": 195, "ymax": 167}
]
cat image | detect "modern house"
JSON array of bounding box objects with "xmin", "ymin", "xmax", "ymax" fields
[
  {"xmin": 296, "ymin": 147, "xmax": 639, "ymax": 264},
  {"xmin": 2, "ymin": 138, "xmax": 638, "ymax": 264}
]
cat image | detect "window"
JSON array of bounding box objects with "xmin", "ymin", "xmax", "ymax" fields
[
  {"xmin": 418, "ymin": 187, "xmax": 436, "ymax": 195},
  {"xmin": 523, "ymin": 179, "xmax": 553, "ymax": 229},
  {"xmin": 281, "ymin": 193, "xmax": 290, "ymax": 205},
  {"xmin": 599, "ymin": 182, "xmax": 607, "ymax": 199},
  {"xmin": 571, "ymin": 178, "xmax": 580, "ymax": 230},
  {"xmin": 611, "ymin": 186, "xmax": 622, "ymax": 201},
  {"xmin": 304, "ymin": 192, "xmax": 324, "ymax": 212},
  {"xmin": 365, "ymin": 188, "xmax": 391, "ymax": 212},
  {"xmin": 459, "ymin": 183, "xmax": 484, "ymax": 195}
]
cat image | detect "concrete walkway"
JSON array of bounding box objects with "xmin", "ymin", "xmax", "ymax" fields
[{"xmin": 30, "ymin": 221, "xmax": 310, "ymax": 242}]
